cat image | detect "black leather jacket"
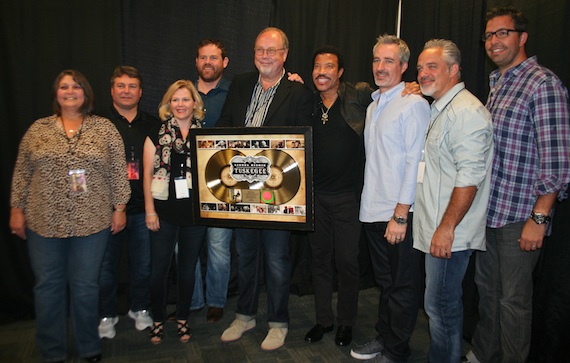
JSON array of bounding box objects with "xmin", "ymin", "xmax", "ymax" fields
[{"xmin": 314, "ymin": 81, "xmax": 373, "ymax": 137}]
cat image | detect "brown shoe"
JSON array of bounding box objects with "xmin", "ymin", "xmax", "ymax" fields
[{"xmin": 206, "ymin": 307, "xmax": 224, "ymax": 323}]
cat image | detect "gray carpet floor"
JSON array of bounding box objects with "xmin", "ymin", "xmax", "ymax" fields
[{"xmin": 0, "ymin": 287, "xmax": 472, "ymax": 362}]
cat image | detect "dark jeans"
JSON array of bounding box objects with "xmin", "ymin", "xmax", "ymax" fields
[
  {"xmin": 364, "ymin": 216, "xmax": 424, "ymax": 362},
  {"xmin": 149, "ymin": 219, "xmax": 206, "ymax": 322},
  {"xmin": 235, "ymin": 228, "xmax": 291, "ymax": 326},
  {"xmin": 99, "ymin": 213, "xmax": 151, "ymax": 317},
  {"xmin": 471, "ymin": 223, "xmax": 539, "ymax": 363},
  {"xmin": 309, "ymin": 192, "xmax": 360, "ymax": 327}
]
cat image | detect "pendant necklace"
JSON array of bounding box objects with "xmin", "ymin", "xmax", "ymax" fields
[
  {"xmin": 60, "ymin": 116, "xmax": 85, "ymax": 155},
  {"xmin": 320, "ymin": 94, "xmax": 338, "ymax": 124},
  {"xmin": 61, "ymin": 116, "xmax": 84, "ymax": 137},
  {"xmin": 321, "ymin": 105, "xmax": 332, "ymax": 124}
]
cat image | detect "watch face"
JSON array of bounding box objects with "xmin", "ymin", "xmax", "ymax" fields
[
  {"xmin": 393, "ymin": 216, "xmax": 407, "ymax": 224},
  {"xmin": 531, "ymin": 212, "xmax": 549, "ymax": 224}
]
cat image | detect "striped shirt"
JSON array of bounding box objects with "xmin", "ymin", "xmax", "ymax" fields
[
  {"xmin": 244, "ymin": 69, "xmax": 284, "ymax": 127},
  {"xmin": 486, "ymin": 56, "xmax": 570, "ymax": 228}
]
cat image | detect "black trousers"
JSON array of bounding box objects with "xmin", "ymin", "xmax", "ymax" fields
[
  {"xmin": 364, "ymin": 215, "xmax": 424, "ymax": 362},
  {"xmin": 308, "ymin": 192, "xmax": 361, "ymax": 327}
]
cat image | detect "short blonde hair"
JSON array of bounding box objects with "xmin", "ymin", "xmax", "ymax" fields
[{"xmin": 158, "ymin": 80, "xmax": 205, "ymax": 121}]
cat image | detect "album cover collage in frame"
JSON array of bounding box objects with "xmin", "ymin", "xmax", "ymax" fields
[{"xmin": 189, "ymin": 126, "xmax": 314, "ymax": 231}]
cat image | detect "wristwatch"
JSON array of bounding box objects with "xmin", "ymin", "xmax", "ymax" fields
[
  {"xmin": 392, "ymin": 215, "xmax": 408, "ymax": 225},
  {"xmin": 530, "ymin": 211, "xmax": 551, "ymax": 225}
]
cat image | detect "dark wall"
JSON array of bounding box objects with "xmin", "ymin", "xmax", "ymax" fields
[{"xmin": 1, "ymin": 0, "xmax": 568, "ymax": 322}]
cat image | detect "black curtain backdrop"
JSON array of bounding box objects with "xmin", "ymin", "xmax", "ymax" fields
[
  {"xmin": 1, "ymin": 0, "xmax": 123, "ymax": 322},
  {"xmin": 401, "ymin": 0, "xmax": 488, "ymax": 101},
  {"xmin": 119, "ymin": 0, "xmax": 272, "ymax": 115},
  {"xmin": 271, "ymin": 0, "xmax": 399, "ymax": 86},
  {"xmin": 1, "ymin": 5, "xmax": 568, "ymax": 358}
]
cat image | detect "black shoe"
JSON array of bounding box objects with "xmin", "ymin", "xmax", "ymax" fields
[
  {"xmin": 335, "ymin": 325, "xmax": 352, "ymax": 346},
  {"xmin": 166, "ymin": 311, "xmax": 177, "ymax": 322},
  {"xmin": 206, "ymin": 307, "xmax": 224, "ymax": 323},
  {"xmin": 304, "ymin": 324, "xmax": 334, "ymax": 342},
  {"xmin": 84, "ymin": 353, "xmax": 102, "ymax": 362}
]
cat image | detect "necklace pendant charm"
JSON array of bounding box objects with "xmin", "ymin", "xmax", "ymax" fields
[{"xmin": 321, "ymin": 113, "xmax": 328, "ymax": 124}]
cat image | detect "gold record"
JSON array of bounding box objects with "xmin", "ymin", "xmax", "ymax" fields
[
  {"xmin": 220, "ymin": 166, "xmax": 238, "ymax": 187},
  {"xmin": 205, "ymin": 149, "xmax": 248, "ymax": 203},
  {"xmin": 265, "ymin": 166, "xmax": 284, "ymax": 188},
  {"xmin": 204, "ymin": 148, "xmax": 301, "ymax": 205},
  {"xmin": 256, "ymin": 149, "xmax": 301, "ymax": 204}
]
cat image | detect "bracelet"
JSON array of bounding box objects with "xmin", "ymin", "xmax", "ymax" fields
[
  {"xmin": 146, "ymin": 213, "xmax": 158, "ymax": 217},
  {"xmin": 114, "ymin": 207, "xmax": 126, "ymax": 212}
]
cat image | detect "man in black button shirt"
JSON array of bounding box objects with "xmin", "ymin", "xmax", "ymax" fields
[{"xmin": 98, "ymin": 66, "xmax": 159, "ymax": 339}]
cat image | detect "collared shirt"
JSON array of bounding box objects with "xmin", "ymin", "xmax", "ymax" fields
[
  {"xmin": 413, "ymin": 82, "xmax": 493, "ymax": 253},
  {"xmin": 197, "ymin": 77, "xmax": 231, "ymax": 128},
  {"xmin": 11, "ymin": 115, "xmax": 131, "ymax": 238},
  {"xmin": 486, "ymin": 56, "xmax": 570, "ymax": 228},
  {"xmin": 244, "ymin": 69, "xmax": 285, "ymax": 127},
  {"xmin": 359, "ymin": 82, "xmax": 430, "ymax": 222},
  {"xmin": 101, "ymin": 106, "xmax": 159, "ymax": 214}
]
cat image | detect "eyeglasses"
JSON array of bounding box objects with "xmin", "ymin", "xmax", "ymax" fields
[
  {"xmin": 254, "ymin": 47, "xmax": 285, "ymax": 56},
  {"xmin": 482, "ymin": 28, "xmax": 522, "ymax": 41}
]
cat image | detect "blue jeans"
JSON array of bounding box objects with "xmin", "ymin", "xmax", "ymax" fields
[
  {"xmin": 424, "ymin": 250, "xmax": 472, "ymax": 363},
  {"xmin": 235, "ymin": 228, "xmax": 291, "ymax": 326},
  {"xmin": 27, "ymin": 228, "xmax": 110, "ymax": 362},
  {"xmin": 149, "ymin": 219, "xmax": 206, "ymax": 322},
  {"xmin": 191, "ymin": 227, "xmax": 232, "ymax": 309},
  {"xmin": 471, "ymin": 223, "xmax": 539, "ymax": 363},
  {"xmin": 99, "ymin": 213, "xmax": 151, "ymax": 316}
]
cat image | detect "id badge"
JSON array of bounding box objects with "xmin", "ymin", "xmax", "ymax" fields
[
  {"xmin": 127, "ymin": 160, "xmax": 140, "ymax": 180},
  {"xmin": 69, "ymin": 169, "xmax": 87, "ymax": 194},
  {"xmin": 174, "ymin": 177, "xmax": 190, "ymax": 199},
  {"xmin": 417, "ymin": 161, "xmax": 426, "ymax": 184}
]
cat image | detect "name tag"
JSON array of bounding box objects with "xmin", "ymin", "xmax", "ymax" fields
[
  {"xmin": 174, "ymin": 177, "xmax": 190, "ymax": 199},
  {"xmin": 69, "ymin": 169, "xmax": 87, "ymax": 194},
  {"xmin": 417, "ymin": 161, "xmax": 426, "ymax": 184}
]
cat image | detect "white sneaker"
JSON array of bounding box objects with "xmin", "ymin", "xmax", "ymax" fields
[
  {"xmin": 128, "ymin": 309, "xmax": 153, "ymax": 331},
  {"xmin": 260, "ymin": 327, "xmax": 288, "ymax": 351},
  {"xmin": 98, "ymin": 317, "xmax": 119, "ymax": 339},
  {"xmin": 220, "ymin": 319, "xmax": 256, "ymax": 342}
]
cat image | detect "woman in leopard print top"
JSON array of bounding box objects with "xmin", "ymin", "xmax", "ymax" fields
[{"xmin": 9, "ymin": 70, "xmax": 130, "ymax": 362}]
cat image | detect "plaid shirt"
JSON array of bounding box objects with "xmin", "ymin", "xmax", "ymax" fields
[{"xmin": 486, "ymin": 56, "xmax": 570, "ymax": 228}]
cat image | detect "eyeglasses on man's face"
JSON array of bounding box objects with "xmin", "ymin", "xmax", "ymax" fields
[
  {"xmin": 254, "ymin": 47, "xmax": 285, "ymax": 56},
  {"xmin": 482, "ymin": 28, "xmax": 522, "ymax": 41}
]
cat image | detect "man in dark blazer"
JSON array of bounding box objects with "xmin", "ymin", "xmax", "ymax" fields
[{"xmin": 217, "ymin": 27, "xmax": 313, "ymax": 351}]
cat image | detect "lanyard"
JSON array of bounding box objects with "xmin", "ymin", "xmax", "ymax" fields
[{"xmin": 424, "ymin": 89, "xmax": 465, "ymax": 142}]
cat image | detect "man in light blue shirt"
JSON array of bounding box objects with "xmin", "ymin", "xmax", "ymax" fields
[
  {"xmin": 351, "ymin": 34, "xmax": 429, "ymax": 363},
  {"xmin": 414, "ymin": 39, "xmax": 493, "ymax": 363}
]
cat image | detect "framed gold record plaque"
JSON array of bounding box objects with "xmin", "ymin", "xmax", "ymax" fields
[{"xmin": 189, "ymin": 127, "xmax": 314, "ymax": 231}]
